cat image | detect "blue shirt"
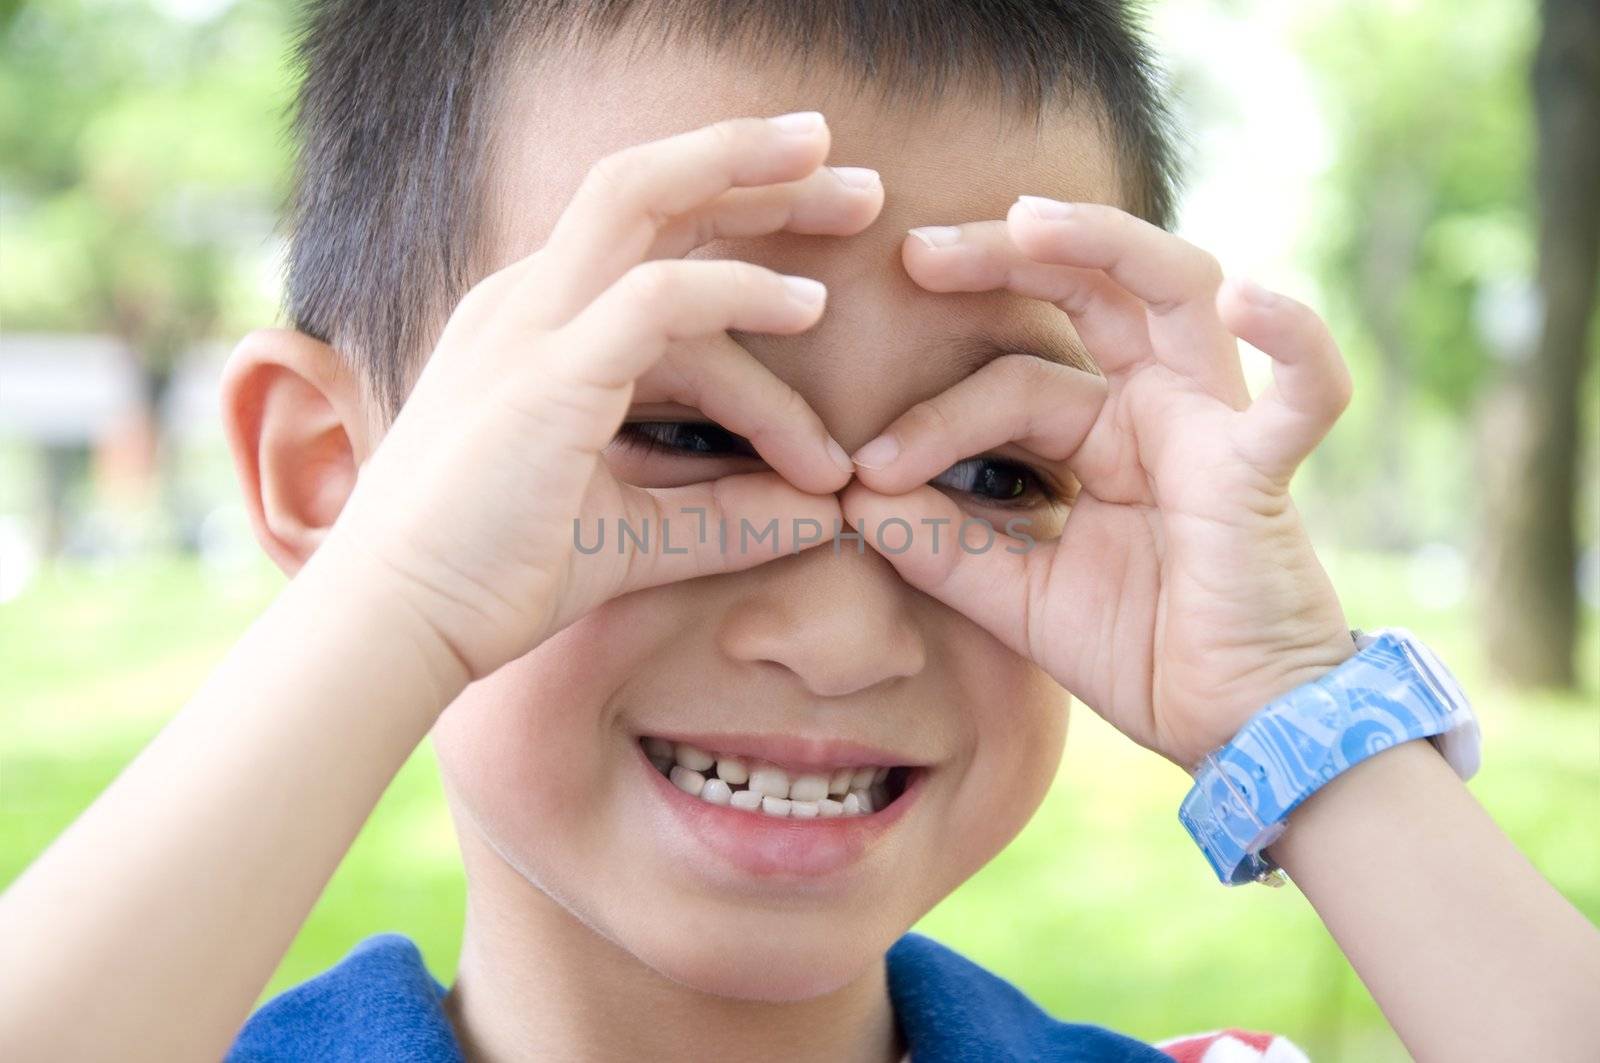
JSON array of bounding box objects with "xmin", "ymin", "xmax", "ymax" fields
[{"xmin": 227, "ymin": 932, "xmax": 1172, "ymax": 1061}]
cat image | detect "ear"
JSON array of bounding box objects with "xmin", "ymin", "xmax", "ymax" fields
[{"xmin": 218, "ymin": 328, "xmax": 379, "ymax": 579}]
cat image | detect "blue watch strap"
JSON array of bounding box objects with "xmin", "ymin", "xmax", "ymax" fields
[{"xmin": 1178, "ymin": 628, "xmax": 1479, "ymax": 886}]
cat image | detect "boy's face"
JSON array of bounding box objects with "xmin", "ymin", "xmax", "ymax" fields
[{"xmin": 430, "ymin": 39, "xmax": 1119, "ymax": 1000}]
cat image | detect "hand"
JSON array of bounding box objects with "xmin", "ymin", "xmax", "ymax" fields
[
  {"xmin": 329, "ymin": 112, "xmax": 882, "ymax": 682},
  {"xmin": 842, "ymin": 199, "xmax": 1357, "ymax": 769}
]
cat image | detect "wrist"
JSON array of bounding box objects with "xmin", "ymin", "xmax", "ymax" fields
[
  {"xmin": 298, "ymin": 531, "xmax": 475, "ymax": 724},
  {"xmin": 1174, "ymin": 630, "xmax": 1360, "ymax": 775},
  {"xmin": 1178, "ymin": 627, "xmax": 1479, "ymax": 885},
  {"xmin": 1262, "ymin": 736, "xmax": 1456, "ymax": 875}
]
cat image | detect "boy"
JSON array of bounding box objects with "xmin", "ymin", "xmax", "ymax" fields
[{"xmin": 3, "ymin": 1, "xmax": 1597, "ymax": 1060}]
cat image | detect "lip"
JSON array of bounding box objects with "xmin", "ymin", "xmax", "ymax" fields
[
  {"xmin": 636, "ymin": 742, "xmax": 927, "ymax": 880},
  {"xmin": 639, "ymin": 730, "xmax": 928, "ymax": 772}
]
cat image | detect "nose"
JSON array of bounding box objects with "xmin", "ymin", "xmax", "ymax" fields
[{"xmin": 716, "ymin": 534, "xmax": 927, "ymax": 699}]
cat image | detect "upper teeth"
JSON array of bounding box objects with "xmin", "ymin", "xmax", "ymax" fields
[{"xmin": 643, "ymin": 737, "xmax": 896, "ymax": 819}]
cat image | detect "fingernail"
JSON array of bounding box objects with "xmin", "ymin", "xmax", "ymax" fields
[
  {"xmin": 770, "ymin": 110, "xmax": 825, "ymax": 135},
  {"xmin": 851, "ymin": 434, "xmax": 899, "ymax": 470},
  {"xmin": 1017, "ymin": 194, "xmax": 1075, "ymax": 220},
  {"xmin": 908, "ymin": 225, "xmax": 963, "ymax": 249},
  {"xmin": 826, "ymin": 437, "xmax": 853, "ymax": 474},
  {"xmin": 1233, "ymin": 275, "xmax": 1279, "ymax": 306},
  {"xmin": 831, "ymin": 166, "xmax": 880, "ymax": 190},
  {"xmin": 782, "ymin": 274, "xmax": 827, "ymax": 307}
]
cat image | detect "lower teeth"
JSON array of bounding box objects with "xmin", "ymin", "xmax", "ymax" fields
[{"xmin": 645, "ymin": 739, "xmax": 904, "ymax": 819}]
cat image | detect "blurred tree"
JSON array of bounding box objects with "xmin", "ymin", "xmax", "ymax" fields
[
  {"xmin": 0, "ymin": 0, "xmax": 289, "ymax": 549},
  {"xmin": 1479, "ymin": 0, "xmax": 1599, "ymax": 688},
  {"xmin": 1296, "ymin": 0, "xmax": 1597, "ymax": 689},
  {"xmin": 1295, "ymin": 0, "xmax": 1535, "ymax": 550}
]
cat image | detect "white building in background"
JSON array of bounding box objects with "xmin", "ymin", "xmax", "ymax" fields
[{"xmin": 0, "ymin": 332, "xmax": 255, "ymax": 600}]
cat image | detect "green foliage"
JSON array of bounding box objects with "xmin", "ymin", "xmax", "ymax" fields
[
  {"xmin": 0, "ymin": 0, "xmax": 293, "ymax": 348},
  {"xmin": 1296, "ymin": 0, "xmax": 1536, "ymax": 413}
]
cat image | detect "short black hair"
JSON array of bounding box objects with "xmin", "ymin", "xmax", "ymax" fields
[{"xmin": 287, "ymin": 1, "xmax": 1185, "ymax": 422}]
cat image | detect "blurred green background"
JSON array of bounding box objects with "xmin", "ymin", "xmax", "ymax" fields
[{"xmin": 2, "ymin": 0, "xmax": 1597, "ymax": 1059}]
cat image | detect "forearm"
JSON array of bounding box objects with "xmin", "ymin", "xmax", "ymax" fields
[
  {"xmin": 1268, "ymin": 738, "xmax": 1600, "ymax": 1060},
  {"xmin": 0, "ymin": 535, "xmax": 471, "ymax": 1062}
]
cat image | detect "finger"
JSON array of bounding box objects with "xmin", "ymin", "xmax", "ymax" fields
[
  {"xmin": 645, "ymin": 165, "xmax": 883, "ymax": 262},
  {"xmin": 848, "ymin": 353, "xmax": 1108, "ymax": 494},
  {"xmin": 531, "ymin": 112, "xmax": 832, "ymax": 325},
  {"xmin": 633, "ymin": 333, "xmax": 852, "ymax": 493},
  {"xmin": 838, "ymin": 481, "xmax": 1042, "ymax": 658},
  {"xmin": 901, "ymin": 220, "xmax": 1152, "ymax": 375},
  {"xmin": 548, "ymin": 260, "xmax": 827, "ymax": 441},
  {"xmin": 1004, "ymin": 199, "xmax": 1250, "ymax": 407},
  {"xmin": 1218, "ymin": 277, "xmax": 1354, "ymax": 481},
  {"xmin": 605, "ymin": 472, "xmax": 844, "ymax": 597}
]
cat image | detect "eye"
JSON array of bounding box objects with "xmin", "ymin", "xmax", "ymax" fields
[
  {"xmin": 930, "ymin": 455, "xmax": 1060, "ymax": 508},
  {"xmin": 612, "ymin": 420, "xmax": 759, "ymax": 459}
]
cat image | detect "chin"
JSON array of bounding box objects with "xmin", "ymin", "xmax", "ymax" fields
[{"xmin": 625, "ymin": 909, "xmax": 891, "ymax": 1002}]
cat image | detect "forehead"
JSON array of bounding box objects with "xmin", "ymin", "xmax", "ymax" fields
[{"xmin": 489, "ymin": 37, "xmax": 1122, "ymax": 441}]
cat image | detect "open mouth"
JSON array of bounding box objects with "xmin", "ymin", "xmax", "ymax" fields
[{"xmin": 639, "ymin": 736, "xmax": 914, "ymax": 819}]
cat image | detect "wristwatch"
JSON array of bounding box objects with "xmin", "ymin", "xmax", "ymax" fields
[{"xmin": 1178, "ymin": 626, "xmax": 1481, "ymax": 886}]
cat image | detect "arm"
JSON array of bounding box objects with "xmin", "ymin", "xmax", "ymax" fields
[
  {"xmin": 837, "ymin": 200, "xmax": 1599, "ymax": 1057},
  {"xmin": 1269, "ymin": 736, "xmax": 1600, "ymax": 1060},
  {"xmin": 0, "ymin": 536, "xmax": 468, "ymax": 1062}
]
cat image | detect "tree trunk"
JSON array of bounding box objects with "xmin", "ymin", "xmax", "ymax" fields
[
  {"xmin": 1358, "ymin": 169, "xmax": 1430, "ymax": 551},
  {"xmin": 1478, "ymin": 0, "xmax": 1600, "ymax": 688}
]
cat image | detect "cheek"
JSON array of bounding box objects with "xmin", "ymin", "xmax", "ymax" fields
[
  {"xmin": 432, "ymin": 591, "xmax": 666, "ymax": 872},
  {"xmin": 942, "ymin": 640, "xmax": 1069, "ymax": 876}
]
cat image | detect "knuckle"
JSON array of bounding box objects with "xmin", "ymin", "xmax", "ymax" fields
[
  {"xmin": 716, "ymin": 260, "xmax": 766, "ymax": 301},
  {"xmin": 905, "ymin": 396, "xmax": 954, "ymax": 439},
  {"xmin": 468, "ymin": 255, "xmax": 528, "ymax": 301},
  {"xmin": 1275, "ymin": 290, "xmax": 1316, "ymax": 325},
  {"xmin": 451, "ymin": 270, "xmax": 517, "ymax": 328},
  {"xmin": 746, "ymin": 385, "xmax": 812, "ymax": 459},
  {"xmin": 704, "ymin": 117, "xmax": 747, "ymax": 155},
  {"xmin": 1192, "ymin": 250, "xmax": 1225, "ymax": 291},
  {"xmin": 685, "ymin": 205, "xmax": 720, "ymax": 250},
  {"xmin": 705, "ymin": 478, "xmax": 737, "ymax": 545},
  {"xmin": 453, "ymin": 276, "xmax": 495, "ymax": 319},
  {"xmin": 991, "ymin": 352, "xmax": 1046, "ymax": 391},
  {"xmin": 1330, "ymin": 360, "xmax": 1356, "ymax": 411},
  {"xmin": 1299, "ymin": 311, "xmax": 1355, "ymax": 411},
  {"xmin": 1079, "ymin": 201, "xmax": 1121, "ymax": 225},
  {"xmin": 706, "ymin": 257, "xmax": 744, "ymax": 288},
  {"xmin": 582, "ymin": 150, "xmax": 639, "ymax": 206},
  {"xmin": 622, "ymin": 260, "xmax": 678, "ymax": 309},
  {"xmin": 775, "ymin": 380, "xmax": 814, "ymax": 426}
]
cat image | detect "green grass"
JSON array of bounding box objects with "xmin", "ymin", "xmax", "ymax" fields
[{"xmin": 2, "ymin": 551, "xmax": 1595, "ymax": 1059}]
